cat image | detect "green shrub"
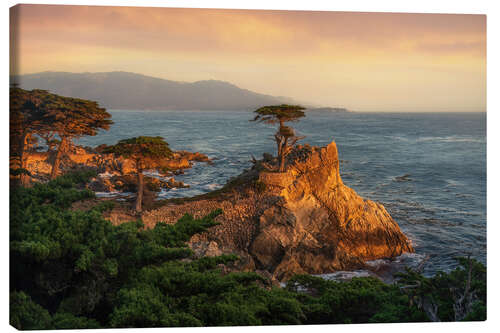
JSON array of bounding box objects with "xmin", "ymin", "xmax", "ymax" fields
[
  {"xmin": 10, "ymin": 291, "xmax": 52, "ymax": 330},
  {"xmin": 396, "ymin": 257, "xmax": 486, "ymax": 321}
]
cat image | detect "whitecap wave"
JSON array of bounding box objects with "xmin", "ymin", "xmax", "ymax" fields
[
  {"xmin": 318, "ymin": 270, "xmax": 376, "ymax": 281},
  {"xmin": 416, "ymin": 135, "xmax": 484, "ymax": 143},
  {"xmin": 98, "ymin": 171, "xmax": 115, "ymax": 179},
  {"xmin": 315, "ymin": 253, "xmax": 428, "ymax": 284},
  {"xmin": 204, "ymin": 183, "xmax": 222, "ymax": 191},
  {"xmin": 95, "ymin": 191, "xmax": 134, "ymax": 198}
]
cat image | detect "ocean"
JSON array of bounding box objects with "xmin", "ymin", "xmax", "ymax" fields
[{"xmin": 77, "ymin": 110, "xmax": 486, "ymax": 276}]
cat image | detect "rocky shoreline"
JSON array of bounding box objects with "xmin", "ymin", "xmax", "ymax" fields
[
  {"xmin": 134, "ymin": 140, "xmax": 413, "ymax": 281},
  {"xmin": 24, "ymin": 144, "xmax": 212, "ymax": 195},
  {"xmin": 25, "ymin": 139, "xmax": 414, "ymax": 282}
]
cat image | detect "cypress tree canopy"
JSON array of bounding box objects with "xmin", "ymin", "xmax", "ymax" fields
[
  {"xmin": 28, "ymin": 89, "xmax": 113, "ymax": 138},
  {"xmin": 10, "ymin": 88, "xmax": 112, "ymax": 134},
  {"xmin": 10, "ymin": 88, "xmax": 47, "ymax": 137},
  {"xmin": 252, "ymin": 104, "xmax": 306, "ymax": 124},
  {"xmin": 103, "ymin": 136, "xmax": 173, "ymax": 160}
]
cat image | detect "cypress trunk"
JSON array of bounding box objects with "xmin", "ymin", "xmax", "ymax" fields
[
  {"xmin": 279, "ymin": 136, "xmax": 288, "ymax": 172},
  {"xmin": 136, "ymin": 167, "xmax": 144, "ymax": 213},
  {"xmin": 275, "ymin": 136, "xmax": 282, "ymax": 166},
  {"xmin": 51, "ymin": 136, "xmax": 68, "ymax": 180},
  {"xmin": 276, "ymin": 119, "xmax": 285, "ymax": 171},
  {"xmin": 19, "ymin": 131, "xmax": 29, "ymax": 186}
]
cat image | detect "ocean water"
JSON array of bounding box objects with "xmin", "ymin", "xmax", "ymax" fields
[{"xmin": 77, "ymin": 110, "xmax": 486, "ymax": 276}]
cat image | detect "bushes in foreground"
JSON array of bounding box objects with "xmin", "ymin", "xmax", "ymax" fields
[{"xmin": 10, "ymin": 172, "xmax": 486, "ymax": 329}]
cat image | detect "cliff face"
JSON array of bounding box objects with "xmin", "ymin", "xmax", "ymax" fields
[
  {"xmin": 249, "ymin": 142, "xmax": 413, "ymax": 280},
  {"xmin": 141, "ymin": 140, "xmax": 413, "ymax": 281}
]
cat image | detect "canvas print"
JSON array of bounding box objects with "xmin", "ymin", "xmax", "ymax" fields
[{"xmin": 9, "ymin": 4, "xmax": 486, "ymax": 329}]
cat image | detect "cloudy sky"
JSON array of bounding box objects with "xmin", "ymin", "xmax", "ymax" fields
[{"xmin": 10, "ymin": 4, "xmax": 486, "ymax": 111}]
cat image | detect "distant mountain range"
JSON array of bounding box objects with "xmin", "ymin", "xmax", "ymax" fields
[{"xmin": 11, "ymin": 71, "xmax": 302, "ymax": 111}]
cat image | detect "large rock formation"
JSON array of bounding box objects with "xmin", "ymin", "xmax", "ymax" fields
[
  {"xmin": 140, "ymin": 140, "xmax": 413, "ymax": 281},
  {"xmin": 249, "ymin": 142, "xmax": 413, "ymax": 280}
]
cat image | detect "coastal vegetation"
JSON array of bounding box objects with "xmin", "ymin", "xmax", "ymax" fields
[{"xmin": 10, "ymin": 172, "xmax": 486, "ymax": 329}]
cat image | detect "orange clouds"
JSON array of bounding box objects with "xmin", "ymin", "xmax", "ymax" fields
[{"xmin": 10, "ymin": 4, "xmax": 486, "ymax": 111}]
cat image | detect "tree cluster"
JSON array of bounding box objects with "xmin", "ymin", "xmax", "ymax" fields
[{"xmin": 10, "ymin": 88, "xmax": 112, "ymax": 185}]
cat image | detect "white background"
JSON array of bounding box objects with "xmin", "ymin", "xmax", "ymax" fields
[{"xmin": 2, "ymin": 0, "xmax": 498, "ymax": 332}]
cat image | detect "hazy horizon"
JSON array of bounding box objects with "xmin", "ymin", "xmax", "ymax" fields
[{"xmin": 10, "ymin": 5, "xmax": 486, "ymax": 112}]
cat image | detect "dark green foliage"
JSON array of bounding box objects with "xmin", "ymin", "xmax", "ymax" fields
[
  {"xmin": 51, "ymin": 312, "xmax": 101, "ymax": 329},
  {"xmin": 10, "ymin": 291, "xmax": 52, "ymax": 330},
  {"xmin": 10, "ymin": 291, "xmax": 101, "ymax": 330},
  {"xmin": 396, "ymin": 257, "xmax": 486, "ymax": 321},
  {"xmin": 285, "ymin": 275, "xmax": 428, "ymax": 324},
  {"xmin": 10, "ymin": 172, "xmax": 486, "ymax": 329},
  {"xmin": 109, "ymin": 260, "xmax": 305, "ymax": 327}
]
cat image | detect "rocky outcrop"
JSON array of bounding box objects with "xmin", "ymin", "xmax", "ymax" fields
[
  {"xmin": 24, "ymin": 145, "xmax": 210, "ymax": 193},
  {"xmin": 88, "ymin": 174, "xmax": 189, "ymax": 193},
  {"xmin": 24, "ymin": 152, "xmax": 53, "ymax": 176},
  {"xmin": 140, "ymin": 140, "xmax": 413, "ymax": 281},
  {"xmin": 250, "ymin": 142, "xmax": 413, "ymax": 280}
]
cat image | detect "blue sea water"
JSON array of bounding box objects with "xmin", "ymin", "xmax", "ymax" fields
[{"xmin": 77, "ymin": 110, "xmax": 486, "ymax": 275}]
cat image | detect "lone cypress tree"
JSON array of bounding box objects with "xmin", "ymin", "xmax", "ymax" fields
[
  {"xmin": 252, "ymin": 104, "xmax": 306, "ymax": 172},
  {"xmin": 104, "ymin": 136, "xmax": 173, "ymax": 212}
]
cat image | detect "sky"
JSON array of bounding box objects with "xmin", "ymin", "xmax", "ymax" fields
[{"xmin": 9, "ymin": 4, "xmax": 486, "ymax": 112}]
